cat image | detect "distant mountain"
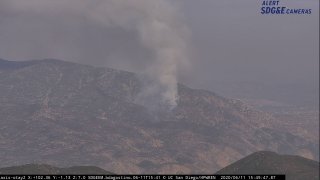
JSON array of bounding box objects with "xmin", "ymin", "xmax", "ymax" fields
[
  {"xmin": 0, "ymin": 59, "xmax": 36, "ymax": 70},
  {"xmin": 0, "ymin": 164, "xmax": 112, "ymax": 174},
  {"xmin": 0, "ymin": 59, "xmax": 318, "ymax": 173},
  {"xmin": 211, "ymin": 81, "xmax": 318, "ymax": 109},
  {"xmin": 216, "ymin": 151, "xmax": 319, "ymax": 180}
]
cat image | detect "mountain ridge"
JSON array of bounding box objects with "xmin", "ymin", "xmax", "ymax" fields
[
  {"xmin": 1, "ymin": 151, "xmax": 318, "ymax": 178},
  {"xmin": 216, "ymin": 151, "xmax": 319, "ymax": 180},
  {"xmin": 0, "ymin": 58, "xmax": 317, "ymax": 173}
]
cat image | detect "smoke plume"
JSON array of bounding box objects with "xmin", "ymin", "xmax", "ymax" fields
[{"xmin": 0, "ymin": 0, "xmax": 189, "ymax": 110}]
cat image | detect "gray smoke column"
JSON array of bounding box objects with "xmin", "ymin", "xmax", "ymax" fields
[
  {"xmin": 2, "ymin": 0, "xmax": 189, "ymax": 110},
  {"xmin": 90, "ymin": 0, "xmax": 189, "ymax": 110}
]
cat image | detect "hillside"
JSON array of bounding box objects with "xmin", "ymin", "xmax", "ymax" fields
[
  {"xmin": 216, "ymin": 151, "xmax": 319, "ymax": 180},
  {"xmin": 0, "ymin": 59, "xmax": 317, "ymax": 173}
]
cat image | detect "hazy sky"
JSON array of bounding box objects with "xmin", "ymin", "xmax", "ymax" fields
[
  {"xmin": 0, "ymin": 0, "xmax": 318, "ymax": 103},
  {"xmin": 181, "ymin": 0, "xmax": 319, "ymax": 86}
]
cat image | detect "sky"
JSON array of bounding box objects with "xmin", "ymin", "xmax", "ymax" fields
[
  {"xmin": 0, "ymin": 0, "xmax": 318, "ymax": 107},
  {"xmin": 181, "ymin": 0, "xmax": 319, "ymax": 85}
]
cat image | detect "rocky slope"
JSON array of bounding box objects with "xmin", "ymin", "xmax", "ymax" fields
[
  {"xmin": 216, "ymin": 151, "xmax": 319, "ymax": 180},
  {"xmin": 0, "ymin": 59, "xmax": 318, "ymax": 173}
]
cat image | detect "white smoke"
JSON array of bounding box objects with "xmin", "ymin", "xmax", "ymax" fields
[{"xmin": 1, "ymin": 0, "xmax": 189, "ymax": 110}]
